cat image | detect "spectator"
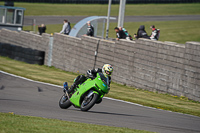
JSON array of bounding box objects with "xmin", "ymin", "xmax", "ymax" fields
[
  {"xmin": 38, "ymin": 24, "xmax": 46, "ymax": 35},
  {"xmin": 150, "ymin": 25, "xmax": 160, "ymax": 40},
  {"xmin": 134, "ymin": 25, "xmax": 150, "ymax": 39},
  {"xmin": 60, "ymin": 19, "xmax": 71, "ymax": 35},
  {"xmin": 85, "ymin": 21, "xmax": 94, "ymax": 36},
  {"xmin": 114, "ymin": 27, "xmax": 126, "ymax": 41},
  {"xmin": 119, "ymin": 27, "xmax": 133, "ymax": 40}
]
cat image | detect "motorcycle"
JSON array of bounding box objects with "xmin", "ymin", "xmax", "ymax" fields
[{"xmin": 59, "ymin": 72, "xmax": 110, "ymax": 111}]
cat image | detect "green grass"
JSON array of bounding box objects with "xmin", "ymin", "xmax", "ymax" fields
[
  {"xmin": 23, "ymin": 20, "xmax": 200, "ymax": 44},
  {"xmin": 0, "ymin": 113, "xmax": 154, "ymax": 133},
  {"xmin": 0, "ymin": 56, "xmax": 200, "ymax": 117},
  {"xmin": 1, "ymin": 2, "xmax": 200, "ymax": 16}
]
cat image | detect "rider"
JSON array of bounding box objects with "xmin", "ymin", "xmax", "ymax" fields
[{"xmin": 64, "ymin": 64, "xmax": 113, "ymax": 94}]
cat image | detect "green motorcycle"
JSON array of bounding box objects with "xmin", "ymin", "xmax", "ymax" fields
[{"xmin": 59, "ymin": 72, "xmax": 110, "ymax": 111}]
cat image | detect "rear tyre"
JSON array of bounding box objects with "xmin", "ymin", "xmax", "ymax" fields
[
  {"xmin": 80, "ymin": 93, "xmax": 99, "ymax": 111},
  {"xmin": 59, "ymin": 94, "xmax": 72, "ymax": 109}
]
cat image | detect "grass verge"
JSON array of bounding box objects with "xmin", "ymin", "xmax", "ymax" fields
[
  {"xmin": 23, "ymin": 20, "xmax": 200, "ymax": 44},
  {"xmin": 0, "ymin": 2, "xmax": 199, "ymax": 16},
  {"xmin": 0, "ymin": 56, "xmax": 200, "ymax": 117},
  {"xmin": 0, "ymin": 112, "xmax": 154, "ymax": 133}
]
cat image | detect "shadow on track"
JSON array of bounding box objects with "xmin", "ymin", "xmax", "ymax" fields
[{"xmin": 68, "ymin": 108, "xmax": 150, "ymax": 118}]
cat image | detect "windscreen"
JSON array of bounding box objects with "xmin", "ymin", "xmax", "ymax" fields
[{"xmin": 99, "ymin": 73, "xmax": 109, "ymax": 86}]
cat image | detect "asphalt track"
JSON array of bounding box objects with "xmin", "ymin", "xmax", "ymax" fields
[
  {"xmin": 0, "ymin": 71, "xmax": 200, "ymax": 133},
  {"xmin": 24, "ymin": 15, "xmax": 200, "ymax": 25}
]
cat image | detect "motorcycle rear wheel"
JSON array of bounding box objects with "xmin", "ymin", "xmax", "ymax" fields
[
  {"xmin": 59, "ymin": 94, "xmax": 72, "ymax": 109},
  {"xmin": 81, "ymin": 93, "xmax": 99, "ymax": 111}
]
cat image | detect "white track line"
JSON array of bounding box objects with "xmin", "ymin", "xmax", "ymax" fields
[
  {"xmin": 0, "ymin": 70, "xmax": 198, "ymax": 118},
  {"xmin": 0, "ymin": 70, "xmax": 62, "ymax": 88}
]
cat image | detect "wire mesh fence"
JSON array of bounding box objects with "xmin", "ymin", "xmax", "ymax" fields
[{"xmin": 23, "ymin": 18, "xmax": 33, "ymax": 30}]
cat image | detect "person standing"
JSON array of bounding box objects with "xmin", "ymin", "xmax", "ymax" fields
[
  {"xmin": 85, "ymin": 21, "xmax": 94, "ymax": 37},
  {"xmin": 38, "ymin": 24, "xmax": 46, "ymax": 35},
  {"xmin": 150, "ymin": 25, "xmax": 159, "ymax": 40},
  {"xmin": 60, "ymin": 19, "xmax": 71, "ymax": 35}
]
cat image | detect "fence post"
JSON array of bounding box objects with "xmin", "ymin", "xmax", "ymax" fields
[
  {"xmin": 47, "ymin": 34, "xmax": 54, "ymax": 67},
  {"xmin": 33, "ymin": 19, "xmax": 36, "ymax": 34},
  {"xmin": 93, "ymin": 40, "xmax": 100, "ymax": 69}
]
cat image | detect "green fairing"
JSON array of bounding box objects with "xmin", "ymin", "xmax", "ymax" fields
[{"xmin": 69, "ymin": 73, "xmax": 109, "ymax": 107}]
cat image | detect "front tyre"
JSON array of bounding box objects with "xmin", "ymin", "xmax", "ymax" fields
[
  {"xmin": 59, "ymin": 94, "xmax": 72, "ymax": 109},
  {"xmin": 81, "ymin": 93, "xmax": 99, "ymax": 111}
]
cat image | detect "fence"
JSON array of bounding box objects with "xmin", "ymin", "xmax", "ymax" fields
[{"xmin": 0, "ymin": 28, "xmax": 200, "ymax": 102}]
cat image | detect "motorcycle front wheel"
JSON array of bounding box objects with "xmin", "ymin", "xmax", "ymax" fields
[
  {"xmin": 59, "ymin": 94, "xmax": 72, "ymax": 109},
  {"xmin": 80, "ymin": 93, "xmax": 99, "ymax": 111}
]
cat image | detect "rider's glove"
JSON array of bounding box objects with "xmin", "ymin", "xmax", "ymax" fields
[
  {"xmin": 87, "ymin": 70, "xmax": 92, "ymax": 76},
  {"xmin": 87, "ymin": 70, "xmax": 93, "ymax": 79}
]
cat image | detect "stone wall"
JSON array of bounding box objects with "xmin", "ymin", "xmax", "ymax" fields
[
  {"xmin": 0, "ymin": 29, "xmax": 199, "ymax": 101},
  {"xmin": 52, "ymin": 33, "xmax": 98, "ymax": 74}
]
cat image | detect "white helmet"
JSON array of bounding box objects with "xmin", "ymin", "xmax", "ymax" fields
[{"xmin": 102, "ymin": 64, "xmax": 113, "ymax": 76}]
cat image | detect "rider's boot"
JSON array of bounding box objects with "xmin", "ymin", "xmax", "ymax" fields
[
  {"xmin": 67, "ymin": 83, "xmax": 77, "ymax": 98},
  {"xmin": 68, "ymin": 83, "xmax": 76, "ymax": 93}
]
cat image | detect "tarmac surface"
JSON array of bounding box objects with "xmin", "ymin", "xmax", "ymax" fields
[
  {"xmin": 24, "ymin": 15, "xmax": 200, "ymax": 25},
  {"xmin": 1, "ymin": 71, "xmax": 200, "ymax": 133}
]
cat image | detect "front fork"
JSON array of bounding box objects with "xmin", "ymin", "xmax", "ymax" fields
[
  {"xmin": 87, "ymin": 90, "xmax": 95, "ymax": 98},
  {"xmin": 86, "ymin": 90, "xmax": 102, "ymax": 101}
]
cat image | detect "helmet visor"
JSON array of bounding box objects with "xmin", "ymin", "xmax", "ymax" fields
[{"xmin": 105, "ymin": 70, "xmax": 112, "ymax": 76}]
